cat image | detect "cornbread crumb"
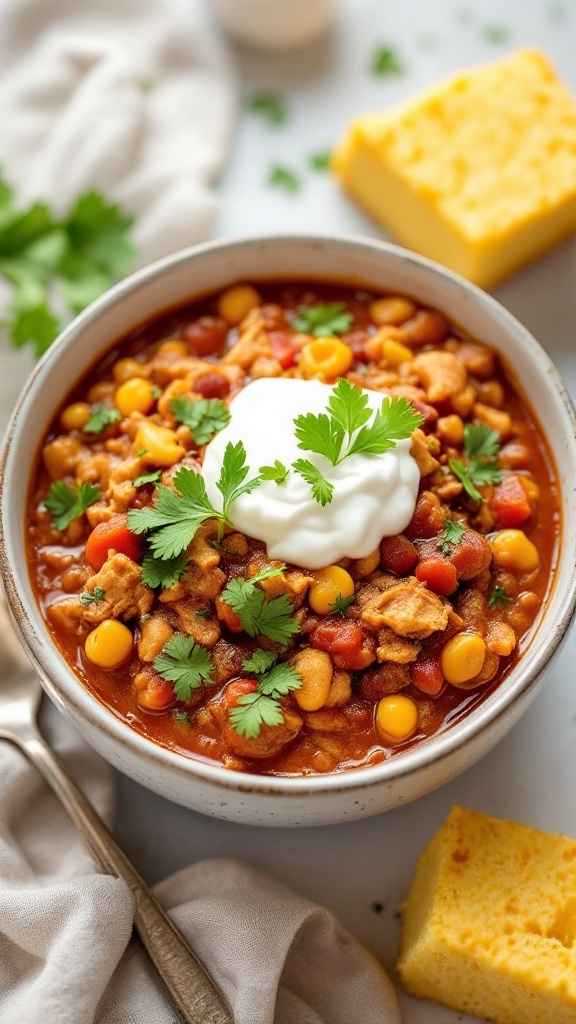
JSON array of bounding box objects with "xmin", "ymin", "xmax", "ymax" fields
[
  {"xmin": 397, "ymin": 806, "xmax": 576, "ymax": 1024},
  {"xmin": 333, "ymin": 49, "xmax": 576, "ymax": 287}
]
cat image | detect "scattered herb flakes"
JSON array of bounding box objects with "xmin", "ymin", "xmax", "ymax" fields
[
  {"xmin": 437, "ymin": 519, "xmax": 466, "ymax": 556},
  {"xmin": 80, "ymin": 586, "xmax": 106, "ymax": 607},
  {"xmin": 169, "ymin": 395, "xmax": 230, "ymax": 447},
  {"xmin": 370, "ymin": 46, "xmax": 404, "ymax": 77},
  {"xmin": 483, "ymin": 24, "xmax": 510, "ymax": 43},
  {"xmin": 309, "ymin": 150, "xmax": 332, "ymax": 172},
  {"xmin": 248, "ymin": 92, "xmax": 287, "ymax": 125},
  {"xmin": 267, "ymin": 165, "xmax": 301, "ymax": 194},
  {"xmin": 293, "ymin": 301, "xmax": 352, "ymax": 337},
  {"xmin": 449, "ymin": 423, "xmax": 502, "ymax": 503},
  {"xmin": 195, "ymin": 608, "xmax": 210, "ymax": 619},
  {"xmin": 133, "ymin": 470, "xmax": 161, "ymax": 488},
  {"xmin": 222, "ymin": 566, "xmax": 299, "ymax": 646},
  {"xmin": 83, "ymin": 403, "xmax": 121, "ymax": 435},
  {"xmin": 136, "ymin": 448, "xmax": 148, "ymax": 458},
  {"xmin": 173, "ymin": 711, "xmax": 191, "ymax": 726},
  {"xmin": 330, "ymin": 593, "xmax": 355, "ymax": 617},
  {"xmin": 141, "ymin": 552, "xmax": 188, "ymax": 590},
  {"xmin": 153, "ymin": 633, "xmax": 213, "ymax": 702},
  {"xmin": 488, "ymin": 584, "xmax": 514, "ymax": 608},
  {"xmin": 259, "ymin": 460, "xmax": 290, "ymax": 485},
  {"xmin": 45, "ymin": 480, "xmax": 101, "ymax": 531},
  {"xmin": 228, "ymin": 651, "xmax": 301, "ymax": 738}
]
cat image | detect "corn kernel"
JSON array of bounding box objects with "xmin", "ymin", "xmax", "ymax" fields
[
  {"xmin": 382, "ymin": 338, "xmax": 414, "ymax": 367},
  {"xmin": 115, "ymin": 377, "xmax": 158, "ymax": 416},
  {"xmin": 370, "ymin": 296, "xmax": 416, "ymax": 326},
  {"xmin": 85, "ymin": 619, "xmax": 133, "ymax": 669},
  {"xmin": 218, "ymin": 284, "xmax": 261, "ymax": 326},
  {"xmin": 112, "ymin": 358, "xmax": 145, "ymax": 384},
  {"xmin": 376, "ymin": 694, "xmax": 418, "ymax": 744},
  {"xmin": 157, "ymin": 340, "xmax": 188, "ymax": 357},
  {"xmin": 490, "ymin": 529, "xmax": 539, "ymax": 573},
  {"xmin": 60, "ymin": 402, "xmax": 91, "ymax": 432},
  {"xmin": 309, "ymin": 566, "xmax": 355, "ymax": 615},
  {"xmin": 441, "ymin": 633, "xmax": 486, "ymax": 686},
  {"xmin": 134, "ymin": 423, "xmax": 185, "ymax": 467},
  {"xmin": 299, "ymin": 338, "xmax": 353, "ymax": 379}
]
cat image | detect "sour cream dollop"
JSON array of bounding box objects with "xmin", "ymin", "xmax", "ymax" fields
[{"xmin": 201, "ymin": 378, "xmax": 421, "ymax": 570}]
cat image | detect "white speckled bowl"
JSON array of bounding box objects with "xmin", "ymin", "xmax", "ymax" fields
[{"xmin": 2, "ymin": 235, "xmax": 576, "ymax": 826}]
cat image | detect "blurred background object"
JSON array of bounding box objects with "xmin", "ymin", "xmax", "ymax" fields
[{"xmin": 208, "ymin": 0, "xmax": 340, "ymax": 51}]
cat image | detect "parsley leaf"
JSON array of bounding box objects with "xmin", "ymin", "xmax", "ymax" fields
[
  {"xmin": 141, "ymin": 552, "xmax": 188, "ymax": 589},
  {"xmin": 292, "ymin": 302, "xmax": 352, "ymax": 338},
  {"xmin": 309, "ymin": 150, "xmax": 332, "ymax": 171},
  {"xmin": 222, "ymin": 568, "xmax": 299, "ymax": 646},
  {"xmin": 437, "ymin": 519, "xmax": 466, "ymax": 556},
  {"xmin": 259, "ymin": 460, "xmax": 290, "ymax": 484},
  {"xmin": 153, "ymin": 633, "xmax": 213, "ymax": 702},
  {"xmin": 80, "ymin": 586, "xmax": 105, "ymax": 606},
  {"xmin": 449, "ymin": 423, "xmax": 502, "ymax": 502},
  {"xmin": 371, "ymin": 45, "xmax": 404, "ymax": 76},
  {"xmin": 268, "ymin": 165, "xmax": 301, "ymax": 193},
  {"xmin": 45, "ymin": 480, "xmax": 101, "ymax": 531},
  {"xmin": 293, "ymin": 458, "xmax": 334, "ymax": 506},
  {"xmin": 133, "ymin": 470, "xmax": 161, "ymax": 488},
  {"xmin": 228, "ymin": 652, "xmax": 301, "ymax": 738},
  {"xmin": 248, "ymin": 92, "xmax": 287, "ymax": 125},
  {"xmin": 83, "ymin": 403, "xmax": 121, "ymax": 435},
  {"xmin": 330, "ymin": 593, "xmax": 355, "ymax": 617},
  {"xmin": 489, "ymin": 584, "xmax": 514, "ymax": 608},
  {"xmin": 169, "ymin": 395, "xmax": 230, "ymax": 446}
]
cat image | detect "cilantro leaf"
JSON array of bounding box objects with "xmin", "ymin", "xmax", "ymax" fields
[
  {"xmin": 268, "ymin": 165, "xmax": 301, "ymax": 193},
  {"xmin": 169, "ymin": 395, "xmax": 230, "ymax": 446},
  {"xmin": 61, "ymin": 191, "xmax": 136, "ymax": 281},
  {"xmin": 9, "ymin": 300, "xmax": 60, "ymax": 357},
  {"xmin": 450, "ymin": 457, "xmax": 502, "ymax": 502},
  {"xmin": 228, "ymin": 692, "xmax": 285, "ymax": 739},
  {"xmin": 330, "ymin": 593, "xmax": 355, "ymax": 617},
  {"xmin": 141, "ymin": 552, "xmax": 188, "ymax": 589},
  {"xmin": 258, "ymin": 661, "xmax": 301, "ymax": 697},
  {"xmin": 464, "ymin": 423, "xmax": 501, "ymax": 460},
  {"xmin": 153, "ymin": 633, "xmax": 213, "ymax": 702},
  {"xmin": 309, "ymin": 150, "xmax": 332, "ymax": 171},
  {"xmin": 293, "ymin": 458, "xmax": 334, "ymax": 506},
  {"xmin": 228, "ymin": 654, "xmax": 301, "ymax": 737},
  {"xmin": 437, "ymin": 519, "xmax": 466, "ymax": 556},
  {"xmin": 127, "ymin": 468, "xmax": 218, "ymax": 558},
  {"xmin": 248, "ymin": 92, "xmax": 287, "ymax": 125},
  {"xmin": 45, "ymin": 480, "xmax": 101, "ymax": 531},
  {"xmin": 242, "ymin": 649, "xmax": 279, "ymax": 675},
  {"xmin": 347, "ymin": 397, "xmax": 423, "ymax": 457},
  {"xmin": 216, "ymin": 440, "xmax": 261, "ymax": 513},
  {"xmin": 259, "ymin": 460, "xmax": 290, "ymax": 484},
  {"xmin": 83, "ymin": 403, "xmax": 121, "ymax": 435},
  {"xmin": 489, "ymin": 584, "xmax": 514, "ymax": 608},
  {"xmin": 371, "ymin": 45, "xmax": 404, "ymax": 76},
  {"xmin": 292, "ymin": 302, "xmax": 353, "ymax": 338},
  {"xmin": 327, "ymin": 377, "xmax": 372, "ymax": 436},
  {"xmin": 80, "ymin": 586, "xmax": 106, "ymax": 607},
  {"xmin": 133, "ymin": 470, "xmax": 161, "ymax": 488},
  {"xmin": 222, "ymin": 574, "xmax": 299, "ymax": 646},
  {"xmin": 294, "ymin": 411, "xmax": 343, "ymax": 465}
]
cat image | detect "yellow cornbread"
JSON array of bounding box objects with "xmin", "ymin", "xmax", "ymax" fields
[
  {"xmin": 333, "ymin": 49, "xmax": 576, "ymax": 288},
  {"xmin": 397, "ymin": 806, "xmax": 576, "ymax": 1024}
]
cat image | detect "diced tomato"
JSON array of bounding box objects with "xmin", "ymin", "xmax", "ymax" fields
[
  {"xmin": 268, "ymin": 331, "xmax": 297, "ymax": 369},
  {"xmin": 415, "ymin": 558, "xmax": 458, "ymax": 596},
  {"xmin": 411, "ymin": 655, "xmax": 445, "ymax": 696},
  {"xmin": 380, "ymin": 535, "xmax": 418, "ymax": 575},
  {"xmin": 85, "ymin": 514, "xmax": 142, "ymax": 571},
  {"xmin": 193, "ymin": 372, "xmax": 230, "ymax": 399},
  {"xmin": 449, "ymin": 530, "xmax": 491, "ymax": 580},
  {"xmin": 341, "ymin": 329, "xmax": 370, "ymax": 364},
  {"xmin": 310, "ymin": 618, "xmax": 373, "ymax": 670},
  {"xmin": 404, "ymin": 492, "xmax": 446, "ymax": 539},
  {"xmin": 491, "ymin": 475, "xmax": 531, "ymax": 527},
  {"xmin": 182, "ymin": 315, "xmax": 227, "ymax": 356}
]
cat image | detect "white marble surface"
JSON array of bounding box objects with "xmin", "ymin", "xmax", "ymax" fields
[{"xmin": 7, "ymin": 1, "xmax": 576, "ymax": 1021}]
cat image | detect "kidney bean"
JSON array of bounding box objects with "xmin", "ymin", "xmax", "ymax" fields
[
  {"xmin": 193, "ymin": 372, "xmax": 231, "ymax": 399},
  {"xmin": 182, "ymin": 315, "xmax": 227, "ymax": 356}
]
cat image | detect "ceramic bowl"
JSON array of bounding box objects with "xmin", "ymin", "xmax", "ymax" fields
[{"xmin": 2, "ymin": 235, "xmax": 576, "ymax": 826}]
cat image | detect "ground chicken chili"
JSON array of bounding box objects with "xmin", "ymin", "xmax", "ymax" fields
[{"xmin": 27, "ymin": 281, "xmax": 559, "ymax": 775}]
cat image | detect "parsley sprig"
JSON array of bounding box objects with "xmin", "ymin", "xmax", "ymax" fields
[
  {"xmin": 127, "ymin": 440, "xmax": 261, "ymax": 556},
  {"xmin": 437, "ymin": 519, "xmax": 466, "ymax": 556},
  {"xmin": 222, "ymin": 566, "xmax": 300, "ymax": 646},
  {"xmin": 449, "ymin": 424, "xmax": 502, "ymax": 502},
  {"xmin": 292, "ymin": 302, "xmax": 352, "ymax": 337},
  {"xmin": 153, "ymin": 633, "xmax": 214, "ymax": 702},
  {"xmin": 228, "ymin": 651, "xmax": 301, "ymax": 738},
  {"xmin": 45, "ymin": 480, "xmax": 101, "ymax": 531},
  {"xmin": 169, "ymin": 396, "xmax": 230, "ymax": 447}
]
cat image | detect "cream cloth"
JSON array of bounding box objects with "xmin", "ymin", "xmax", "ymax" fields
[{"xmin": 0, "ymin": 703, "xmax": 401, "ymax": 1024}]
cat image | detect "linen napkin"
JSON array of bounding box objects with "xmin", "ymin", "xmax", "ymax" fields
[{"xmin": 0, "ymin": 700, "xmax": 401, "ymax": 1024}]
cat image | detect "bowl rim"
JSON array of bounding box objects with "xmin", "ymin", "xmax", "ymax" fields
[{"xmin": 2, "ymin": 231, "xmax": 576, "ymax": 798}]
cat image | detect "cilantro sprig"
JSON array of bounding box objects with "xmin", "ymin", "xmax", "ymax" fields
[
  {"xmin": 80, "ymin": 586, "xmax": 105, "ymax": 607},
  {"xmin": 330, "ymin": 593, "xmax": 355, "ymax": 617},
  {"xmin": 248, "ymin": 93, "xmax": 287, "ymax": 125},
  {"xmin": 268, "ymin": 165, "xmax": 301, "ymax": 194},
  {"xmin": 293, "ymin": 302, "xmax": 352, "ymax": 338},
  {"xmin": 259, "ymin": 461, "xmax": 290, "ymax": 485},
  {"xmin": 141, "ymin": 553, "xmax": 188, "ymax": 590},
  {"xmin": 153, "ymin": 633, "xmax": 214, "ymax": 702},
  {"xmin": 169, "ymin": 396, "xmax": 230, "ymax": 447},
  {"xmin": 127, "ymin": 440, "xmax": 261, "ymax": 557},
  {"xmin": 45, "ymin": 480, "xmax": 101, "ymax": 531},
  {"xmin": 228, "ymin": 651, "xmax": 302, "ymax": 739},
  {"xmin": 449, "ymin": 424, "xmax": 502, "ymax": 502},
  {"xmin": 83, "ymin": 403, "xmax": 121, "ymax": 435},
  {"xmin": 488, "ymin": 584, "xmax": 514, "ymax": 608},
  {"xmin": 437, "ymin": 519, "xmax": 466, "ymax": 556},
  {"xmin": 0, "ymin": 175, "xmax": 135, "ymax": 358},
  {"xmin": 222, "ymin": 566, "xmax": 300, "ymax": 646}
]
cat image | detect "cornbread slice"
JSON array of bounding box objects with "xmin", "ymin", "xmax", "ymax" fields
[
  {"xmin": 397, "ymin": 806, "xmax": 576, "ymax": 1024},
  {"xmin": 333, "ymin": 49, "xmax": 576, "ymax": 287}
]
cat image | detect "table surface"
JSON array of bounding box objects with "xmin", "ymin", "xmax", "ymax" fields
[{"xmin": 11, "ymin": 1, "xmax": 576, "ymax": 1021}]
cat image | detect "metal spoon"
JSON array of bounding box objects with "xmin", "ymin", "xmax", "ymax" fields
[{"xmin": 0, "ymin": 598, "xmax": 233, "ymax": 1024}]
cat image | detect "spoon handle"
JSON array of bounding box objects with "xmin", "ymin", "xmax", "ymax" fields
[{"xmin": 16, "ymin": 727, "xmax": 233, "ymax": 1024}]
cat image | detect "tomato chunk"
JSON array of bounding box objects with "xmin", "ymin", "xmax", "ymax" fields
[
  {"xmin": 85, "ymin": 514, "xmax": 142, "ymax": 571},
  {"xmin": 218, "ymin": 679, "xmax": 303, "ymax": 760},
  {"xmin": 449, "ymin": 530, "xmax": 492, "ymax": 580},
  {"xmin": 182, "ymin": 316, "xmax": 227, "ymax": 356},
  {"xmin": 310, "ymin": 618, "xmax": 375, "ymax": 670},
  {"xmin": 415, "ymin": 558, "xmax": 458, "ymax": 596},
  {"xmin": 380, "ymin": 535, "xmax": 417, "ymax": 575},
  {"xmin": 491, "ymin": 475, "xmax": 531, "ymax": 527},
  {"xmin": 268, "ymin": 331, "xmax": 297, "ymax": 369}
]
